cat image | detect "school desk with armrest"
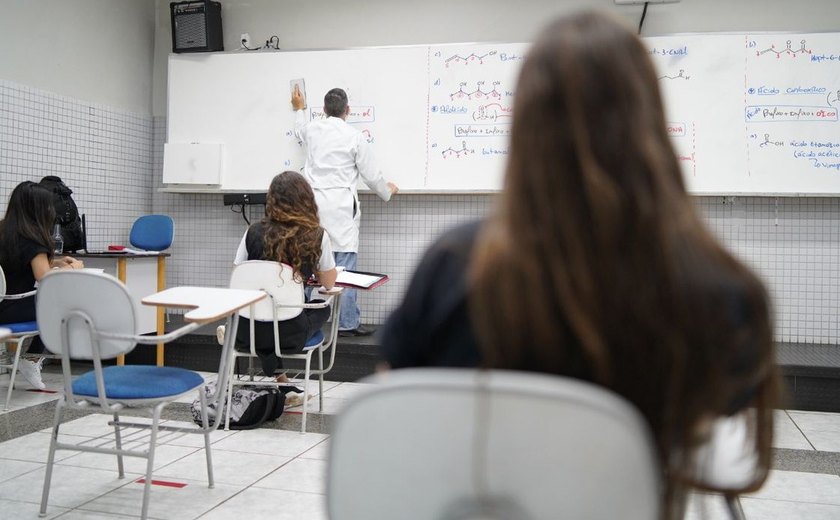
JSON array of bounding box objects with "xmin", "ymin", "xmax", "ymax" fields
[{"xmin": 75, "ymin": 252, "xmax": 170, "ymax": 366}]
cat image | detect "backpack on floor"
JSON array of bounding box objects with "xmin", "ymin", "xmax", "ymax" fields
[
  {"xmin": 190, "ymin": 381, "xmax": 288, "ymax": 430},
  {"xmin": 39, "ymin": 175, "xmax": 84, "ymax": 252}
]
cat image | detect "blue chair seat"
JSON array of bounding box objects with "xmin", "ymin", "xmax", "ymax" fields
[
  {"xmin": 72, "ymin": 366, "xmax": 203, "ymax": 400},
  {"xmin": 1, "ymin": 321, "xmax": 38, "ymax": 334},
  {"xmin": 302, "ymin": 329, "xmax": 325, "ymax": 351}
]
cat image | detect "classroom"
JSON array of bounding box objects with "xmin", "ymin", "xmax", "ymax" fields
[{"xmin": 1, "ymin": 0, "xmax": 840, "ymax": 519}]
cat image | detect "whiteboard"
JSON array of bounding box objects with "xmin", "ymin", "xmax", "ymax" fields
[{"xmin": 166, "ymin": 33, "xmax": 840, "ymax": 194}]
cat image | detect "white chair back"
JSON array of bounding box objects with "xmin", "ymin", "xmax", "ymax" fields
[
  {"xmin": 229, "ymin": 261, "xmax": 304, "ymax": 321},
  {"xmin": 0, "ymin": 265, "xmax": 7, "ymax": 300},
  {"xmin": 328, "ymin": 368, "xmax": 660, "ymax": 520},
  {"xmin": 36, "ymin": 270, "xmax": 138, "ymax": 359}
]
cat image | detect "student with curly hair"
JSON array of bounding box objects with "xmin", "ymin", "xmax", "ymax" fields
[{"xmin": 229, "ymin": 171, "xmax": 337, "ymax": 385}]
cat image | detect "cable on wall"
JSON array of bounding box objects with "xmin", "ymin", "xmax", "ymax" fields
[{"xmin": 638, "ymin": 2, "xmax": 649, "ymax": 35}]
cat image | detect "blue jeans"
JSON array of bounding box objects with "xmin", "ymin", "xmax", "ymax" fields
[{"xmin": 334, "ymin": 252, "xmax": 360, "ymax": 330}]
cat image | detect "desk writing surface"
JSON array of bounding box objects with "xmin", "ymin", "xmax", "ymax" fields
[
  {"xmin": 142, "ymin": 287, "xmax": 265, "ymax": 323},
  {"xmin": 74, "ymin": 253, "xmax": 171, "ymax": 259},
  {"xmin": 168, "ymin": 32, "xmax": 840, "ymax": 194}
]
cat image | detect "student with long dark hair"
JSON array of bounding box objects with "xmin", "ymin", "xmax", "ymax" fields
[
  {"xmin": 226, "ymin": 171, "xmax": 337, "ymax": 394},
  {"xmin": 380, "ymin": 11, "xmax": 781, "ymax": 518},
  {"xmin": 0, "ymin": 181, "xmax": 83, "ymax": 389}
]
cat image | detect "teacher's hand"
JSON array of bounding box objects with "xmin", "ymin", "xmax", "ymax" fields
[
  {"xmin": 387, "ymin": 182, "xmax": 399, "ymax": 196},
  {"xmin": 291, "ymin": 85, "xmax": 305, "ymax": 110}
]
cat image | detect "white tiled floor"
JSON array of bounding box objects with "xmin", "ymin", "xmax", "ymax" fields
[{"xmin": 2, "ymin": 371, "xmax": 840, "ymax": 519}]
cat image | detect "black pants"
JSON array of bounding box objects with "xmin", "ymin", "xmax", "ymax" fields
[{"xmin": 234, "ymin": 305, "xmax": 331, "ymax": 376}]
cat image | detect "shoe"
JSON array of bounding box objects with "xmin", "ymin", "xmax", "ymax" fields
[
  {"xmin": 17, "ymin": 358, "xmax": 45, "ymax": 390},
  {"xmin": 285, "ymin": 393, "xmax": 303, "ymax": 408},
  {"xmin": 216, "ymin": 325, "xmax": 226, "ymax": 346},
  {"xmin": 284, "ymin": 392, "xmax": 315, "ymax": 408},
  {"xmin": 338, "ymin": 326, "xmax": 374, "ymax": 337}
]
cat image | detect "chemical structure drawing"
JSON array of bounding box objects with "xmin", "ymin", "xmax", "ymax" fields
[
  {"xmin": 361, "ymin": 129, "xmax": 374, "ymax": 144},
  {"xmin": 759, "ymin": 133, "xmax": 784, "ymax": 148},
  {"xmin": 757, "ymin": 40, "xmax": 811, "ymax": 59},
  {"xmin": 449, "ymin": 81, "xmax": 502, "ymax": 101},
  {"xmin": 472, "ymin": 103, "xmax": 513, "ymax": 122},
  {"xmin": 441, "ymin": 141, "xmax": 474, "ymax": 159},
  {"xmin": 829, "ymin": 90, "xmax": 840, "ymax": 107},
  {"xmin": 658, "ymin": 69, "xmax": 690, "ymax": 81},
  {"xmin": 445, "ymin": 51, "xmax": 498, "ymax": 67}
]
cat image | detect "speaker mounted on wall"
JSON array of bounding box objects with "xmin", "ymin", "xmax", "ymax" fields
[{"xmin": 171, "ymin": 1, "xmax": 224, "ymax": 53}]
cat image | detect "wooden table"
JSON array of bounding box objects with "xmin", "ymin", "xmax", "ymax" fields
[{"xmin": 77, "ymin": 253, "xmax": 169, "ymax": 365}]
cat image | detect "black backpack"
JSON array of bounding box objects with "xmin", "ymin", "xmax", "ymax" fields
[
  {"xmin": 39, "ymin": 176, "xmax": 84, "ymax": 253},
  {"xmin": 190, "ymin": 382, "xmax": 288, "ymax": 430}
]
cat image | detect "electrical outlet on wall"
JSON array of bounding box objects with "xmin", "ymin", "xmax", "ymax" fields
[{"xmin": 240, "ymin": 33, "xmax": 251, "ymax": 49}]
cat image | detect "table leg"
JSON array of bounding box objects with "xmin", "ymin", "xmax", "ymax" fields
[
  {"xmin": 156, "ymin": 256, "xmax": 166, "ymax": 366},
  {"xmin": 117, "ymin": 258, "xmax": 127, "ymax": 366}
]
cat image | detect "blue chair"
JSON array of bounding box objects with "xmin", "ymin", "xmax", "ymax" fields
[
  {"xmin": 35, "ymin": 270, "xmax": 223, "ymax": 520},
  {"xmin": 0, "ymin": 265, "xmax": 42, "ymax": 411},
  {"xmin": 129, "ymin": 214, "xmax": 174, "ymax": 251}
]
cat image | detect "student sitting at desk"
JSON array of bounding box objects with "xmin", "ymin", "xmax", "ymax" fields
[
  {"xmin": 0, "ymin": 181, "xmax": 83, "ymax": 389},
  {"xmin": 380, "ymin": 11, "xmax": 781, "ymax": 519},
  {"xmin": 223, "ymin": 171, "xmax": 337, "ymax": 388}
]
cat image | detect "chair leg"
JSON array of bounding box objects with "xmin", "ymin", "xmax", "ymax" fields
[
  {"xmin": 140, "ymin": 405, "xmax": 164, "ymax": 520},
  {"xmin": 198, "ymin": 388, "xmax": 215, "ymax": 488},
  {"xmin": 724, "ymin": 494, "xmax": 745, "ymax": 520},
  {"xmin": 113, "ymin": 412, "xmax": 125, "ymax": 478},
  {"xmin": 318, "ymin": 348, "xmax": 324, "ymax": 412},
  {"xmin": 3, "ymin": 340, "xmax": 22, "ymax": 411},
  {"xmin": 39, "ymin": 399, "xmax": 66, "ymax": 517},
  {"xmin": 301, "ymin": 352, "xmax": 312, "ymax": 434},
  {"xmin": 225, "ymin": 353, "xmax": 236, "ymax": 431}
]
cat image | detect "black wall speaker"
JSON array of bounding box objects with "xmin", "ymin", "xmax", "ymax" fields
[{"xmin": 171, "ymin": 1, "xmax": 224, "ymax": 53}]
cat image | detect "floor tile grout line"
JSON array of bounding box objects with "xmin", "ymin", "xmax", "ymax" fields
[{"xmin": 786, "ymin": 409, "xmax": 819, "ymax": 451}]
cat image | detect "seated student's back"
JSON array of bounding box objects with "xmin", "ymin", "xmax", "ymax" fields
[{"xmin": 380, "ymin": 10, "xmax": 781, "ymax": 519}]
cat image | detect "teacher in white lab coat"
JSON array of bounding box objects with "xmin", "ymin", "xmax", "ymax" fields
[{"xmin": 292, "ymin": 86, "xmax": 398, "ymax": 336}]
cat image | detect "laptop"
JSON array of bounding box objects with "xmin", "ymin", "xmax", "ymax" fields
[{"xmin": 79, "ymin": 215, "xmax": 127, "ymax": 255}]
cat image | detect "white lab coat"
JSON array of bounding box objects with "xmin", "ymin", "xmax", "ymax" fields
[{"xmin": 294, "ymin": 110, "xmax": 392, "ymax": 252}]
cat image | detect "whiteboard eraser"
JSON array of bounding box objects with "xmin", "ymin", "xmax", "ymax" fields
[{"xmin": 291, "ymin": 78, "xmax": 307, "ymax": 109}]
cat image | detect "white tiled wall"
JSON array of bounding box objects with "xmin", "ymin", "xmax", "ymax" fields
[
  {"xmin": 0, "ymin": 80, "xmax": 153, "ymax": 248},
  {"xmin": 4, "ymin": 83, "xmax": 840, "ymax": 345}
]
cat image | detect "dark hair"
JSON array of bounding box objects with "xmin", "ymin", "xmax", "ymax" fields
[
  {"xmin": 262, "ymin": 171, "xmax": 323, "ymax": 281},
  {"xmin": 468, "ymin": 11, "xmax": 780, "ymax": 519},
  {"xmin": 0, "ymin": 181, "xmax": 56, "ymax": 266},
  {"xmin": 324, "ymin": 88, "xmax": 348, "ymax": 118}
]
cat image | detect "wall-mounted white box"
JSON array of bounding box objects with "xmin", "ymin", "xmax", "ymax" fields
[{"xmin": 162, "ymin": 142, "xmax": 223, "ymax": 185}]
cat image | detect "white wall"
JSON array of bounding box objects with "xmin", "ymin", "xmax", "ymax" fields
[
  {"xmin": 0, "ymin": 0, "xmax": 156, "ymax": 114},
  {"xmin": 152, "ymin": 0, "xmax": 840, "ymax": 116},
  {"xmin": 147, "ymin": 0, "xmax": 840, "ymax": 343}
]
